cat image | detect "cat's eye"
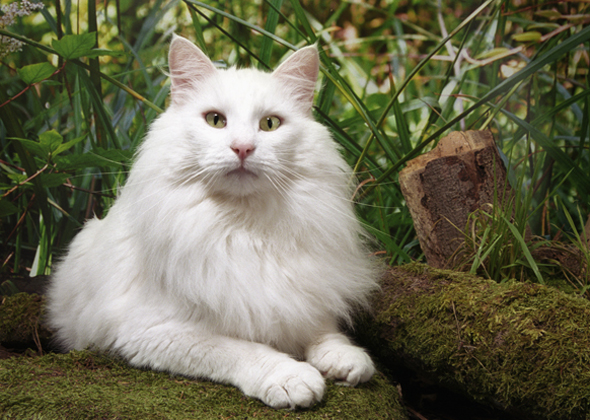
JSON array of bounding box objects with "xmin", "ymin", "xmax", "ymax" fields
[
  {"xmin": 205, "ymin": 112, "xmax": 226, "ymax": 129},
  {"xmin": 260, "ymin": 116, "xmax": 281, "ymax": 132}
]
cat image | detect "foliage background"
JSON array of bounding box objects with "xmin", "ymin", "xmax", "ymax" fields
[{"xmin": 0, "ymin": 0, "xmax": 589, "ymax": 293}]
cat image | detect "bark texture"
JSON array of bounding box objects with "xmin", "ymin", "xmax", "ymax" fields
[{"xmin": 399, "ymin": 130, "xmax": 511, "ymax": 268}]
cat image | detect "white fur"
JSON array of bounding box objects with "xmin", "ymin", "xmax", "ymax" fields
[{"xmin": 46, "ymin": 35, "xmax": 379, "ymax": 409}]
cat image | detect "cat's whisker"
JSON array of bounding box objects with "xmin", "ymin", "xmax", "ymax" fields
[
  {"xmin": 259, "ymin": 165, "xmax": 402, "ymax": 239},
  {"xmin": 270, "ymin": 160, "xmax": 401, "ymax": 210}
]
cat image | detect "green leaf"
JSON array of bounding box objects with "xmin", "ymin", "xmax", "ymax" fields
[
  {"xmin": 10, "ymin": 138, "xmax": 49, "ymax": 158},
  {"xmin": 534, "ymin": 10, "xmax": 562, "ymax": 19},
  {"xmin": 53, "ymin": 135, "xmax": 86, "ymax": 156},
  {"xmin": 527, "ymin": 23, "xmax": 559, "ymax": 31},
  {"xmin": 476, "ymin": 47, "xmax": 511, "ymax": 60},
  {"xmin": 39, "ymin": 173, "xmax": 70, "ymax": 188},
  {"xmin": 16, "ymin": 62, "xmax": 57, "ymax": 85},
  {"xmin": 184, "ymin": 0, "xmax": 297, "ymax": 50},
  {"xmin": 259, "ymin": 0, "xmax": 283, "ymax": 68},
  {"xmin": 512, "ymin": 31, "xmax": 542, "ymax": 42},
  {"xmin": 288, "ymin": 0, "xmax": 316, "ymax": 41},
  {"xmin": 7, "ymin": 173, "xmax": 27, "ymax": 184},
  {"xmin": 41, "ymin": 80, "xmax": 64, "ymax": 87},
  {"xmin": 364, "ymin": 23, "xmax": 590, "ymax": 197},
  {"xmin": 52, "ymin": 32, "xmax": 97, "ymax": 59},
  {"xmin": 189, "ymin": 7, "xmax": 208, "ymax": 54},
  {"xmin": 39, "ymin": 130, "xmax": 63, "ymax": 154},
  {"xmin": 0, "ymin": 198, "xmax": 19, "ymax": 218},
  {"xmin": 501, "ymin": 215, "xmax": 545, "ymax": 285},
  {"xmin": 93, "ymin": 148, "xmax": 133, "ymax": 164},
  {"xmin": 54, "ymin": 148, "xmax": 132, "ymax": 170},
  {"xmin": 501, "ymin": 109, "xmax": 590, "ymax": 193}
]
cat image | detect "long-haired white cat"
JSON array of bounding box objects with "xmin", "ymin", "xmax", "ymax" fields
[{"xmin": 47, "ymin": 35, "xmax": 379, "ymax": 409}]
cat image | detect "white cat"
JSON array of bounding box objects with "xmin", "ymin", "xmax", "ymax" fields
[{"xmin": 46, "ymin": 35, "xmax": 379, "ymax": 409}]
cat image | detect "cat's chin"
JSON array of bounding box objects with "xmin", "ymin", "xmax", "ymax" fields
[{"xmin": 217, "ymin": 167, "xmax": 265, "ymax": 197}]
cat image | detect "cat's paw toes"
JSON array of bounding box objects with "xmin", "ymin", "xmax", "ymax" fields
[
  {"xmin": 307, "ymin": 344, "xmax": 375, "ymax": 387},
  {"xmin": 260, "ymin": 361, "xmax": 325, "ymax": 409}
]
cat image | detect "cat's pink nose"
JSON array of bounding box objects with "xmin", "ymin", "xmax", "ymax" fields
[{"xmin": 231, "ymin": 144, "xmax": 255, "ymax": 161}]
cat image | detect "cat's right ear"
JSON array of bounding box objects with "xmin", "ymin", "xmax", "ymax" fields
[
  {"xmin": 272, "ymin": 45, "xmax": 319, "ymax": 112},
  {"xmin": 168, "ymin": 34, "xmax": 216, "ymax": 106}
]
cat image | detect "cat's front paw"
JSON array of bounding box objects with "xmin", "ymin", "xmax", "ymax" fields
[
  {"xmin": 257, "ymin": 360, "xmax": 325, "ymax": 409},
  {"xmin": 306, "ymin": 338, "xmax": 375, "ymax": 387}
]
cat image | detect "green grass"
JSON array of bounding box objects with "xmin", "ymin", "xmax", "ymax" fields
[{"xmin": 0, "ymin": 0, "xmax": 588, "ymax": 292}]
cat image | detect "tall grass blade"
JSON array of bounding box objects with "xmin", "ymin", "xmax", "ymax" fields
[
  {"xmin": 287, "ymin": 0, "xmax": 316, "ymax": 42},
  {"xmin": 501, "ymin": 215, "xmax": 545, "ymax": 284},
  {"xmin": 259, "ymin": 0, "xmax": 283, "ymax": 68},
  {"xmin": 363, "ymin": 23, "xmax": 590, "ymax": 197},
  {"xmin": 183, "ymin": 0, "xmax": 298, "ymax": 50},
  {"xmin": 189, "ymin": 7, "xmax": 208, "ymax": 54},
  {"xmin": 501, "ymin": 110, "xmax": 590, "ymax": 192}
]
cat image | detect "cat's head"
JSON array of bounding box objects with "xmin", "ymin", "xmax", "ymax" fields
[{"xmin": 164, "ymin": 35, "xmax": 325, "ymax": 198}]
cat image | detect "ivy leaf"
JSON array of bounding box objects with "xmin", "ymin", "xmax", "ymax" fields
[
  {"xmin": 16, "ymin": 62, "xmax": 57, "ymax": 85},
  {"xmin": 52, "ymin": 33, "xmax": 97, "ymax": 60}
]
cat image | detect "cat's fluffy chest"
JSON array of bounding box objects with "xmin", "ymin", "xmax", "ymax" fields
[{"xmin": 117, "ymin": 190, "xmax": 330, "ymax": 340}]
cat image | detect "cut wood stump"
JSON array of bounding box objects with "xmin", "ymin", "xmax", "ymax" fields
[{"xmin": 399, "ymin": 130, "xmax": 511, "ymax": 268}]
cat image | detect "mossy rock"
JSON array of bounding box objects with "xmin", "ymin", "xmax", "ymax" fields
[
  {"xmin": 358, "ymin": 263, "xmax": 590, "ymax": 420},
  {"xmin": 0, "ymin": 351, "xmax": 406, "ymax": 419}
]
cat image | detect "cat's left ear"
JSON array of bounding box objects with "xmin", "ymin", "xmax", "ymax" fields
[
  {"xmin": 272, "ymin": 45, "xmax": 319, "ymax": 112},
  {"xmin": 168, "ymin": 34, "xmax": 217, "ymax": 106}
]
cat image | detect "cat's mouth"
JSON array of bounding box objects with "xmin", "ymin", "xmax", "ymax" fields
[{"xmin": 227, "ymin": 167, "xmax": 258, "ymax": 178}]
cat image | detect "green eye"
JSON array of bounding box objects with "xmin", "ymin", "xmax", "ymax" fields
[
  {"xmin": 260, "ymin": 116, "xmax": 281, "ymax": 132},
  {"xmin": 205, "ymin": 112, "xmax": 226, "ymax": 128}
]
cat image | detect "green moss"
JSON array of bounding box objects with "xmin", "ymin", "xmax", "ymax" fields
[
  {"xmin": 0, "ymin": 350, "xmax": 407, "ymax": 420},
  {"xmin": 0, "ymin": 293, "xmax": 51, "ymax": 344},
  {"xmin": 363, "ymin": 264, "xmax": 590, "ymax": 420},
  {"xmin": 1, "ymin": 291, "xmax": 407, "ymax": 419}
]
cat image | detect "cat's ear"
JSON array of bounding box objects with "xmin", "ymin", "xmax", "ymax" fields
[
  {"xmin": 272, "ymin": 45, "xmax": 319, "ymax": 111},
  {"xmin": 168, "ymin": 34, "xmax": 216, "ymax": 105}
]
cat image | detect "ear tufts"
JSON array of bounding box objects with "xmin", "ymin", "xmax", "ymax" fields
[
  {"xmin": 272, "ymin": 45, "xmax": 320, "ymax": 112},
  {"xmin": 168, "ymin": 35, "xmax": 217, "ymax": 105}
]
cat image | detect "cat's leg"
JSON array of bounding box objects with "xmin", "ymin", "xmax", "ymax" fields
[
  {"xmin": 305, "ymin": 331, "xmax": 375, "ymax": 386},
  {"xmin": 116, "ymin": 321, "xmax": 325, "ymax": 409}
]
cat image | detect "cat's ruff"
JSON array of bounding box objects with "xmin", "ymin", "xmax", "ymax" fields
[{"xmin": 47, "ymin": 35, "xmax": 380, "ymax": 409}]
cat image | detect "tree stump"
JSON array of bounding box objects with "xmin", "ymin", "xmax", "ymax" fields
[{"xmin": 399, "ymin": 130, "xmax": 511, "ymax": 268}]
